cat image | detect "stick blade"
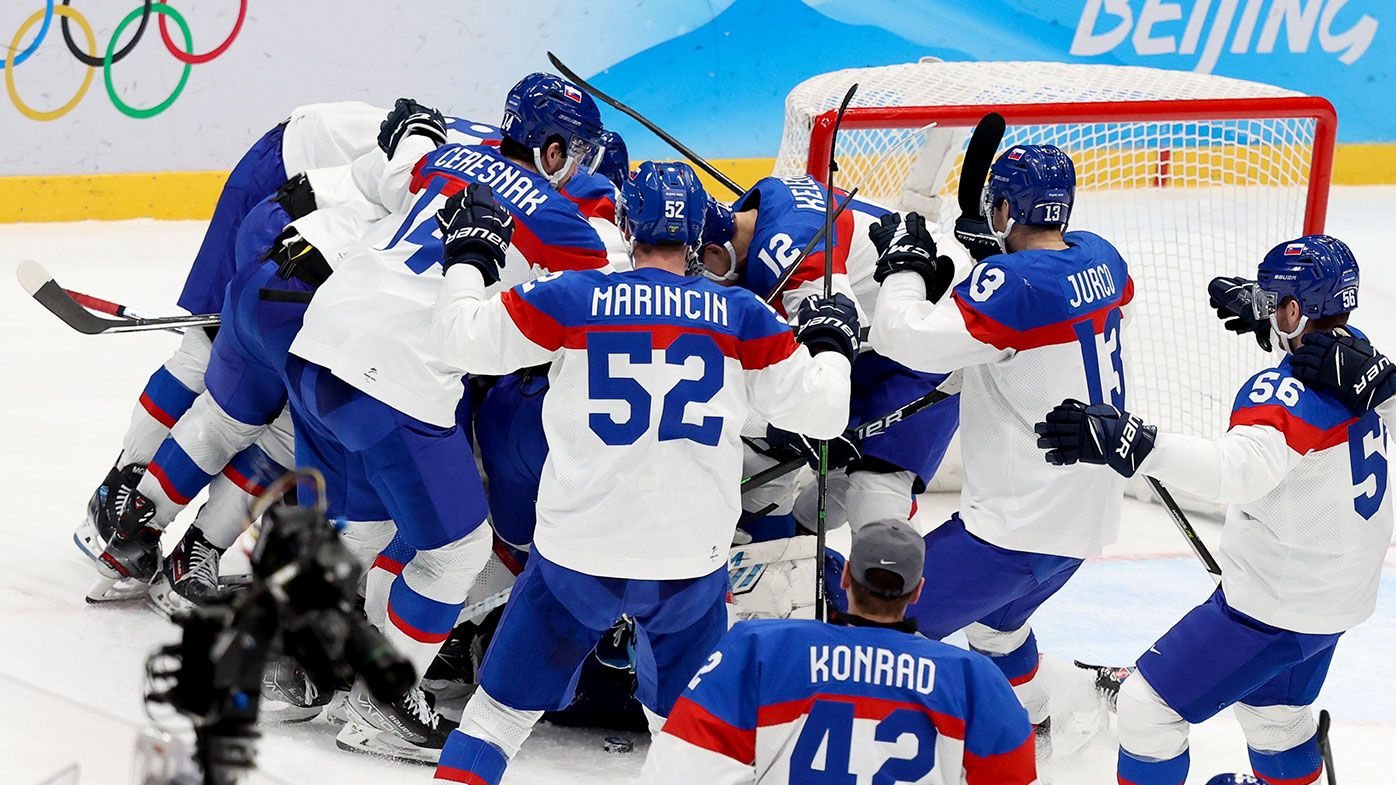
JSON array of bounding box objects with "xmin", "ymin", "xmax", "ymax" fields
[
  {"xmin": 16, "ymin": 259, "xmax": 52, "ymax": 296},
  {"xmin": 958, "ymin": 112, "xmax": 1007, "ymax": 217}
]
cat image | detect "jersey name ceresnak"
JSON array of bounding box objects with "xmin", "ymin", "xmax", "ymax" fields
[
  {"xmin": 808, "ymin": 644, "xmax": 938, "ymax": 695},
  {"xmin": 590, "ymin": 282, "xmax": 731, "ymax": 328},
  {"xmin": 431, "ymin": 147, "xmax": 549, "ymax": 215}
]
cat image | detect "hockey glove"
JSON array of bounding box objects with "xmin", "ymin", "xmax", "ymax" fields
[
  {"xmin": 436, "ymin": 183, "xmax": 515, "ymax": 284},
  {"xmin": 953, "ymin": 213, "xmax": 1002, "ymax": 262},
  {"xmin": 265, "ymin": 227, "xmax": 333, "ymax": 288},
  {"xmin": 272, "ymin": 173, "xmax": 318, "ymax": 221},
  {"xmin": 1290, "ymin": 330, "xmax": 1396, "ymax": 414},
  {"xmin": 765, "ymin": 425, "xmax": 863, "ymax": 471},
  {"xmin": 795, "ymin": 293, "xmax": 861, "ymax": 363},
  {"xmin": 378, "ymin": 98, "xmax": 447, "ymax": 159},
  {"xmin": 1208, "ymin": 275, "xmax": 1273, "ymax": 352},
  {"xmin": 870, "ymin": 212, "xmax": 953, "ymax": 301},
  {"xmin": 1035, "ymin": 398, "xmax": 1157, "ymax": 478}
]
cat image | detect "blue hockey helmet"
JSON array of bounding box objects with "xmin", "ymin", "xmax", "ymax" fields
[
  {"xmin": 501, "ymin": 73, "xmax": 606, "ymax": 186},
  {"xmin": 982, "ymin": 144, "xmax": 1076, "ymax": 250},
  {"xmin": 1203, "ymin": 776, "xmax": 1263, "ymax": 785},
  {"xmin": 618, "ymin": 161, "xmax": 708, "ymax": 265},
  {"xmin": 595, "ymin": 131, "xmax": 631, "ymax": 189},
  {"xmin": 1255, "ymin": 234, "xmax": 1359, "ymax": 351},
  {"xmin": 698, "ymin": 196, "xmax": 738, "ymax": 282}
]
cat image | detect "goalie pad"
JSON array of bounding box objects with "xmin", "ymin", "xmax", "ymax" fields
[{"xmin": 728, "ymin": 535, "xmax": 818, "ymax": 621}]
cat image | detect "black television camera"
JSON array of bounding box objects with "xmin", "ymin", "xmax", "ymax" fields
[{"xmin": 143, "ymin": 471, "xmax": 414, "ymax": 785}]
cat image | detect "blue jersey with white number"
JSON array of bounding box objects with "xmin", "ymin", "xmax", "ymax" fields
[
  {"xmin": 1216, "ymin": 341, "xmax": 1391, "ymax": 633},
  {"xmin": 643, "ymin": 619, "xmax": 1036, "ymax": 785},
  {"xmin": 431, "ymin": 264, "xmax": 852, "ymax": 579}
]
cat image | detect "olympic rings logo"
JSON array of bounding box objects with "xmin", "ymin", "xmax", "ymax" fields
[{"xmin": 3, "ymin": 1, "xmax": 247, "ymax": 121}]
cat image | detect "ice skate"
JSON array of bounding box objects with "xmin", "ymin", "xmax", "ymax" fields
[
  {"xmin": 149, "ymin": 525, "xmax": 226, "ymax": 616},
  {"xmin": 335, "ymin": 682, "xmax": 455, "ymax": 764}
]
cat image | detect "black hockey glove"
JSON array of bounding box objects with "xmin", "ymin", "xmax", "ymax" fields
[
  {"xmin": 272, "ymin": 173, "xmax": 317, "ymax": 221},
  {"xmin": 1035, "ymin": 399, "xmax": 1157, "ymax": 478},
  {"xmin": 1208, "ymin": 275, "xmax": 1273, "ymax": 352},
  {"xmin": 1290, "ymin": 330, "xmax": 1396, "ymax": 414},
  {"xmin": 795, "ymin": 293, "xmax": 861, "ymax": 362},
  {"xmin": 870, "ymin": 212, "xmax": 953, "ymax": 301},
  {"xmin": 765, "ymin": 425, "xmax": 863, "ymax": 472},
  {"xmin": 265, "ymin": 227, "xmax": 333, "ymax": 288},
  {"xmin": 378, "ymin": 98, "xmax": 447, "ymax": 159},
  {"xmin": 953, "ymin": 213, "xmax": 1001, "ymax": 262},
  {"xmin": 436, "ymin": 183, "xmax": 515, "ymax": 284}
]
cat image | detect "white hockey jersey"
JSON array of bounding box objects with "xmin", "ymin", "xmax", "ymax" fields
[
  {"xmin": 430, "ymin": 265, "xmax": 851, "ymax": 579},
  {"xmin": 291, "ymin": 143, "xmax": 611, "ymax": 426},
  {"xmin": 871, "ymin": 232, "xmax": 1133, "ymax": 559},
  {"xmin": 1140, "ymin": 350, "xmax": 1393, "ymax": 634}
]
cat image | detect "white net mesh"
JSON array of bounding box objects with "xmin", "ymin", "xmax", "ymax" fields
[{"xmin": 775, "ymin": 61, "xmax": 1328, "ymax": 453}]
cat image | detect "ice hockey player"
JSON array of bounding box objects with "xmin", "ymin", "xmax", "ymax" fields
[
  {"xmin": 424, "ymin": 162, "xmax": 857, "ymax": 785},
  {"xmin": 282, "ymin": 74, "xmax": 613, "ymax": 762},
  {"xmin": 643, "ymin": 519, "xmax": 1036, "ymax": 784},
  {"xmin": 868, "ymin": 144, "xmax": 1133, "ymax": 747},
  {"xmin": 1035, "ymin": 234, "xmax": 1390, "ymax": 785},
  {"xmin": 88, "ymin": 100, "xmax": 503, "ymax": 609},
  {"xmin": 697, "ymin": 175, "xmax": 965, "ymax": 541}
]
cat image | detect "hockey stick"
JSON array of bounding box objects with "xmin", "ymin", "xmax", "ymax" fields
[
  {"xmin": 547, "ymin": 52, "xmax": 745, "ymax": 197},
  {"xmin": 18, "ymin": 260, "xmax": 221, "ymax": 334},
  {"xmin": 762, "ymin": 186, "xmax": 860, "ymax": 306},
  {"xmin": 814, "ymin": 84, "xmax": 857, "ymax": 623},
  {"xmin": 65, "ymin": 287, "xmax": 186, "ymax": 335},
  {"xmin": 1318, "ymin": 709, "xmax": 1337, "ymax": 784},
  {"xmin": 1145, "ymin": 476, "xmax": 1223, "ymax": 584},
  {"xmin": 959, "ymin": 112, "xmax": 1005, "ymax": 217},
  {"xmin": 740, "ymin": 371, "xmax": 962, "ymax": 491}
]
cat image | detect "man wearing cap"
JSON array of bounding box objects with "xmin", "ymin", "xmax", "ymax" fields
[{"xmin": 642, "ymin": 520, "xmax": 1038, "ymax": 785}]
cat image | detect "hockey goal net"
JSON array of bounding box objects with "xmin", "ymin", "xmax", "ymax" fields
[{"xmin": 774, "ymin": 61, "xmax": 1336, "ymax": 480}]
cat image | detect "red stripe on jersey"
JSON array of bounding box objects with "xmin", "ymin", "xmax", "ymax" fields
[
  {"xmin": 966, "ymin": 735, "xmax": 1037, "ymax": 785},
  {"xmin": 663, "ymin": 696, "xmax": 756, "ymax": 765},
  {"xmin": 387, "ymin": 604, "xmax": 451, "ymax": 644},
  {"xmin": 501, "ymin": 290, "xmax": 568, "ymax": 351},
  {"xmin": 434, "ymin": 766, "xmax": 492, "ymax": 784},
  {"xmin": 138, "ymin": 392, "xmax": 178, "ymax": 429},
  {"xmin": 221, "ymin": 465, "xmax": 264, "ymax": 497},
  {"xmin": 1252, "ymin": 765, "xmax": 1323, "ymax": 785},
  {"xmin": 1230, "ymin": 404, "xmax": 1356, "ymax": 454},
  {"xmin": 770, "ymin": 208, "xmax": 855, "ymax": 317},
  {"xmin": 1008, "ymin": 659, "xmax": 1040, "ymax": 687},
  {"xmin": 511, "ymin": 212, "xmax": 608, "ymax": 273},
  {"xmin": 558, "ymin": 322, "xmax": 797, "ymax": 370},
  {"xmin": 954, "ymin": 276, "xmax": 1135, "ymax": 352},
  {"xmin": 372, "ymin": 554, "xmax": 406, "ymax": 576},
  {"xmin": 148, "ymin": 462, "xmax": 193, "ymax": 506},
  {"xmin": 756, "ymin": 694, "xmax": 967, "ymax": 740},
  {"xmin": 566, "ymin": 194, "xmax": 617, "ymax": 224}
]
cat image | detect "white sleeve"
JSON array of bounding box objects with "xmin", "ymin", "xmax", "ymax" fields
[
  {"xmin": 870, "ymin": 271, "xmax": 1011, "ymax": 373},
  {"xmin": 1376, "ymin": 395, "xmax": 1396, "ymax": 425},
  {"xmin": 780, "ymin": 272, "xmax": 860, "ymax": 325},
  {"xmin": 430, "ymin": 266, "xmax": 556, "ymax": 375},
  {"xmin": 746, "ymin": 349, "xmax": 852, "ymax": 440},
  {"xmin": 347, "ymin": 135, "xmax": 439, "ymax": 216},
  {"xmin": 1138, "ymin": 424, "xmax": 1302, "ymax": 505},
  {"xmin": 289, "ymin": 206, "xmax": 375, "ymax": 267},
  {"xmin": 641, "ymin": 733, "xmax": 754, "ymax": 785}
]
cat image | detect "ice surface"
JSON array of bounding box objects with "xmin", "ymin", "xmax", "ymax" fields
[{"xmin": 2, "ymin": 190, "xmax": 1394, "ymax": 784}]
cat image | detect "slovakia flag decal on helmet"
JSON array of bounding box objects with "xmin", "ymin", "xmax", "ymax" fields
[
  {"xmin": 1007, "ymin": 148, "xmax": 1024, "ymax": 160},
  {"xmin": 563, "ymin": 85, "xmax": 584, "ymax": 103},
  {"xmin": 1284, "ymin": 243, "xmax": 1305, "ymax": 255}
]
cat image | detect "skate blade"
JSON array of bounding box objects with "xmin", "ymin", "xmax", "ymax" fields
[
  {"xmin": 86, "ymin": 575, "xmax": 151, "ymax": 603},
  {"xmin": 334, "ymin": 719, "xmax": 440, "ymax": 765}
]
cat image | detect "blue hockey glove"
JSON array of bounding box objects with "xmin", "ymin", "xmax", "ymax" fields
[
  {"xmin": 378, "ymin": 98, "xmax": 447, "ymax": 159},
  {"xmin": 870, "ymin": 212, "xmax": 953, "ymax": 301},
  {"xmin": 1035, "ymin": 398, "xmax": 1157, "ymax": 478},
  {"xmin": 436, "ymin": 184, "xmax": 514, "ymax": 284},
  {"xmin": 765, "ymin": 425, "xmax": 863, "ymax": 471},
  {"xmin": 795, "ymin": 293, "xmax": 861, "ymax": 362},
  {"xmin": 1208, "ymin": 275, "xmax": 1273, "ymax": 352},
  {"xmin": 1290, "ymin": 330, "xmax": 1396, "ymax": 414}
]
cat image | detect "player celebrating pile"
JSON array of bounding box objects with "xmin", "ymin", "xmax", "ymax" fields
[
  {"xmin": 1035, "ymin": 235, "xmax": 1391, "ymax": 785},
  {"xmin": 644, "ymin": 519, "xmax": 1037, "ymax": 784},
  {"xmin": 424, "ymin": 162, "xmax": 856, "ymax": 785},
  {"xmin": 869, "ymin": 144, "xmax": 1133, "ymax": 742}
]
